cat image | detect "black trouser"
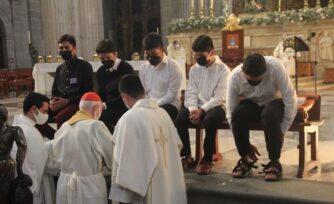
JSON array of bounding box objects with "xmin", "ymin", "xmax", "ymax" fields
[
  {"xmin": 231, "ymin": 99, "xmax": 284, "ymax": 161},
  {"xmin": 176, "ymin": 106, "xmax": 226, "ymax": 162},
  {"xmin": 100, "ymin": 106, "xmax": 128, "ymax": 134},
  {"xmin": 160, "ymin": 104, "xmax": 178, "ymax": 120}
]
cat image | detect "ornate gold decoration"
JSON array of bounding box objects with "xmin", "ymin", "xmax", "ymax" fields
[
  {"xmin": 131, "ymin": 52, "xmax": 140, "ymax": 61},
  {"xmin": 47, "ymin": 55, "xmax": 52, "ymax": 63},
  {"xmin": 56, "ymin": 55, "xmax": 62, "ymax": 63},
  {"xmin": 316, "ymin": 0, "xmax": 321, "ymax": 9},
  {"xmin": 38, "ymin": 56, "xmax": 44, "ymax": 63},
  {"xmin": 222, "ymin": 14, "xmax": 242, "ymax": 31},
  {"xmin": 155, "ymin": 127, "xmax": 168, "ymax": 168},
  {"xmin": 304, "ymin": 0, "xmax": 309, "ymax": 10},
  {"xmin": 93, "ymin": 53, "xmax": 98, "ymax": 62}
]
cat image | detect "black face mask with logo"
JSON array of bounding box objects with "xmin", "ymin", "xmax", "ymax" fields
[
  {"xmin": 247, "ymin": 79, "xmax": 262, "ymax": 86},
  {"xmin": 148, "ymin": 56, "xmax": 162, "ymax": 66},
  {"xmin": 197, "ymin": 56, "xmax": 209, "ymax": 66},
  {"xmin": 101, "ymin": 59, "xmax": 115, "ymax": 68},
  {"xmin": 59, "ymin": 50, "xmax": 73, "ymax": 61}
]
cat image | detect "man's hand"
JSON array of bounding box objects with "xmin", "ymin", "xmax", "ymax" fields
[
  {"xmin": 51, "ymin": 97, "xmax": 69, "ymax": 111},
  {"xmin": 189, "ymin": 109, "xmax": 204, "ymax": 125},
  {"xmin": 248, "ymin": 144, "xmax": 261, "ymax": 162}
]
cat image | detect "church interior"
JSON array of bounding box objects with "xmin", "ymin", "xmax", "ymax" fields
[{"xmin": 1, "ymin": 0, "xmax": 334, "ymax": 203}]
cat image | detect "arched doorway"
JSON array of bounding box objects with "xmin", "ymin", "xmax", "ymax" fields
[{"xmin": 0, "ymin": 19, "xmax": 7, "ymax": 69}]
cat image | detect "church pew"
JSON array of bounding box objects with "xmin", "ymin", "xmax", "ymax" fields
[{"xmin": 190, "ymin": 95, "xmax": 323, "ymax": 178}]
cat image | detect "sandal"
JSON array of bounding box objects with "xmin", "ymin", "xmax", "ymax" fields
[
  {"xmin": 259, "ymin": 161, "xmax": 282, "ymax": 182},
  {"xmin": 181, "ymin": 156, "xmax": 196, "ymax": 169},
  {"xmin": 196, "ymin": 160, "xmax": 213, "ymax": 175},
  {"xmin": 232, "ymin": 158, "xmax": 258, "ymax": 178}
]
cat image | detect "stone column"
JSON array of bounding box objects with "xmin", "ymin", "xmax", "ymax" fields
[{"xmin": 40, "ymin": 0, "xmax": 104, "ymax": 61}]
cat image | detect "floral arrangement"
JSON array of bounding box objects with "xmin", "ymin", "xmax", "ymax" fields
[{"xmin": 169, "ymin": 6, "xmax": 334, "ymax": 34}]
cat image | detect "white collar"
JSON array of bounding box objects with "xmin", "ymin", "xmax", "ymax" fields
[
  {"xmin": 133, "ymin": 99, "xmax": 159, "ymax": 109},
  {"xmin": 110, "ymin": 58, "xmax": 121, "ymax": 71},
  {"xmin": 14, "ymin": 114, "xmax": 36, "ymax": 126}
]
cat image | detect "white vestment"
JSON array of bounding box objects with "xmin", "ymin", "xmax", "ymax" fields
[
  {"xmin": 11, "ymin": 114, "xmax": 56, "ymax": 204},
  {"xmin": 48, "ymin": 112, "xmax": 113, "ymax": 204},
  {"xmin": 273, "ymin": 41, "xmax": 296, "ymax": 76},
  {"xmin": 319, "ymin": 34, "xmax": 334, "ymax": 61},
  {"xmin": 109, "ymin": 99, "xmax": 187, "ymax": 204}
]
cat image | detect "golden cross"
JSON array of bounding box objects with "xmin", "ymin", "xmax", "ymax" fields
[{"xmin": 155, "ymin": 126, "xmax": 168, "ymax": 168}]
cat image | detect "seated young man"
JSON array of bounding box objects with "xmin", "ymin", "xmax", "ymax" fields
[
  {"xmin": 139, "ymin": 32, "xmax": 182, "ymax": 120},
  {"xmin": 95, "ymin": 39, "xmax": 134, "ymax": 132},
  {"xmin": 226, "ymin": 53, "xmax": 297, "ymax": 182},
  {"xmin": 175, "ymin": 35, "xmax": 230, "ymax": 175}
]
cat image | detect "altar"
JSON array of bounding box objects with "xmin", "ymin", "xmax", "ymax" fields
[
  {"xmin": 167, "ymin": 0, "xmax": 334, "ymax": 80},
  {"xmin": 32, "ymin": 61, "xmax": 143, "ymax": 95},
  {"xmin": 32, "ymin": 60, "xmax": 186, "ymax": 95}
]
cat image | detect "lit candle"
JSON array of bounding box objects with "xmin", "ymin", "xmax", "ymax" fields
[{"xmin": 28, "ymin": 30, "xmax": 31, "ymax": 44}]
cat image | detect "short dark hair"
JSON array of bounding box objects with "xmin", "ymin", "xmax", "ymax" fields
[
  {"xmin": 95, "ymin": 39, "xmax": 116, "ymax": 54},
  {"xmin": 119, "ymin": 74, "xmax": 145, "ymax": 99},
  {"xmin": 23, "ymin": 92, "xmax": 50, "ymax": 114},
  {"xmin": 242, "ymin": 54, "xmax": 267, "ymax": 77},
  {"xmin": 143, "ymin": 32, "xmax": 163, "ymax": 50},
  {"xmin": 58, "ymin": 34, "xmax": 76, "ymax": 47},
  {"xmin": 192, "ymin": 35, "xmax": 214, "ymax": 52}
]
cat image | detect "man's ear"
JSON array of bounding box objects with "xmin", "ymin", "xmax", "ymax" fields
[{"xmin": 210, "ymin": 49, "xmax": 215, "ymax": 56}]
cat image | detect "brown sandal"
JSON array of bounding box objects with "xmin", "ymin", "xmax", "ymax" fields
[
  {"xmin": 232, "ymin": 159, "xmax": 258, "ymax": 178},
  {"xmin": 196, "ymin": 160, "xmax": 213, "ymax": 175},
  {"xmin": 181, "ymin": 156, "xmax": 196, "ymax": 169},
  {"xmin": 260, "ymin": 161, "xmax": 282, "ymax": 182}
]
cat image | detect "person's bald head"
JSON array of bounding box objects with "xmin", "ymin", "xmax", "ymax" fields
[
  {"xmin": 119, "ymin": 74, "xmax": 145, "ymax": 109},
  {"xmin": 79, "ymin": 92, "xmax": 103, "ymax": 119}
]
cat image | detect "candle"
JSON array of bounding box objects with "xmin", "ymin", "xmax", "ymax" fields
[
  {"xmin": 278, "ymin": 0, "xmax": 282, "ymax": 12},
  {"xmin": 210, "ymin": 0, "xmax": 214, "ymax": 8},
  {"xmin": 157, "ymin": 27, "xmax": 159, "ymax": 34},
  {"xmin": 191, "ymin": 0, "xmax": 194, "ymax": 9},
  {"xmin": 28, "ymin": 30, "xmax": 31, "ymax": 44},
  {"xmin": 201, "ymin": 0, "xmax": 204, "ymax": 10},
  {"xmin": 225, "ymin": 0, "xmax": 229, "ymax": 16}
]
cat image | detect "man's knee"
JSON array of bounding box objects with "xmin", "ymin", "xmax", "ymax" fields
[
  {"xmin": 261, "ymin": 104, "xmax": 283, "ymax": 125},
  {"xmin": 202, "ymin": 108, "xmax": 225, "ymax": 128},
  {"xmin": 175, "ymin": 108, "xmax": 190, "ymax": 127}
]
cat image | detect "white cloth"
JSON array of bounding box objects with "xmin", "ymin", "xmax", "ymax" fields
[
  {"xmin": 109, "ymin": 99, "xmax": 187, "ymax": 204},
  {"xmin": 185, "ymin": 56, "xmax": 231, "ymax": 112},
  {"xmin": 11, "ymin": 114, "xmax": 56, "ymax": 204},
  {"xmin": 139, "ymin": 54, "xmax": 182, "ymax": 110},
  {"xmin": 33, "ymin": 60, "xmax": 146, "ymax": 95},
  {"xmin": 226, "ymin": 56, "xmax": 298, "ymax": 134},
  {"xmin": 48, "ymin": 119, "xmax": 113, "ymax": 204},
  {"xmin": 273, "ymin": 41, "xmax": 296, "ymax": 76}
]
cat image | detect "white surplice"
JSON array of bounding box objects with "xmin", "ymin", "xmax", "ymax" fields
[
  {"xmin": 11, "ymin": 114, "xmax": 56, "ymax": 204},
  {"xmin": 109, "ymin": 99, "xmax": 187, "ymax": 204},
  {"xmin": 48, "ymin": 112, "xmax": 113, "ymax": 204}
]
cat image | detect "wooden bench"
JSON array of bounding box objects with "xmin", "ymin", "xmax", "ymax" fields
[{"xmin": 191, "ymin": 95, "xmax": 323, "ymax": 178}]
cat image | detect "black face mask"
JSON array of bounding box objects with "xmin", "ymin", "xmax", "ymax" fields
[
  {"xmin": 148, "ymin": 56, "xmax": 162, "ymax": 66},
  {"xmin": 101, "ymin": 59, "xmax": 115, "ymax": 68},
  {"xmin": 197, "ymin": 56, "xmax": 209, "ymax": 66},
  {"xmin": 247, "ymin": 80, "xmax": 262, "ymax": 86},
  {"xmin": 59, "ymin": 50, "xmax": 73, "ymax": 61}
]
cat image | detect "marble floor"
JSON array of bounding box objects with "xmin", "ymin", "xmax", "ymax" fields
[{"xmin": 1, "ymin": 81, "xmax": 334, "ymax": 183}]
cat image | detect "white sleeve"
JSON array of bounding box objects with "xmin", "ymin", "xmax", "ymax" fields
[
  {"xmin": 93, "ymin": 122, "xmax": 114, "ymax": 170},
  {"xmin": 274, "ymin": 60, "xmax": 298, "ymax": 134},
  {"xmin": 201, "ymin": 67, "xmax": 230, "ymax": 112},
  {"xmin": 226, "ymin": 73, "xmax": 240, "ymax": 125},
  {"xmin": 185, "ymin": 67, "xmax": 199, "ymax": 111},
  {"xmin": 158, "ymin": 63, "xmax": 182, "ymax": 106}
]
